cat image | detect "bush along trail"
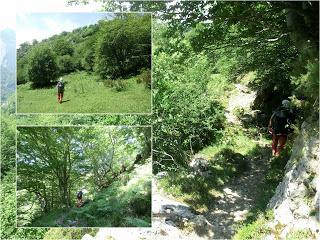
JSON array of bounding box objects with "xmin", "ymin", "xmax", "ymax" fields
[{"xmin": 31, "ymin": 161, "xmax": 152, "ymax": 228}]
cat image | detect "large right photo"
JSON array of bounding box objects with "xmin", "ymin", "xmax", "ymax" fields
[{"xmin": 151, "ymin": 1, "xmax": 319, "ymax": 239}]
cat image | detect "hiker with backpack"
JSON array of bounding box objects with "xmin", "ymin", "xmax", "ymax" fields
[
  {"xmin": 268, "ymin": 100, "xmax": 295, "ymax": 156},
  {"xmin": 76, "ymin": 189, "xmax": 83, "ymax": 208},
  {"xmin": 56, "ymin": 77, "xmax": 65, "ymax": 104}
]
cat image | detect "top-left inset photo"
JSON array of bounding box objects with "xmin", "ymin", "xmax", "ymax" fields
[{"xmin": 16, "ymin": 12, "xmax": 151, "ymax": 114}]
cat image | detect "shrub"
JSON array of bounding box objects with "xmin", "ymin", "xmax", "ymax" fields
[
  {"xmin": 95, "ymin": 14, "xmax": 151, "ymax": 79},
  {"xmin": 27, "ymin": 45, "xmax": 59, "ymax": 88},
  {"xmin": 136, "ymin": 68, "xmax": 151, "ymax": 89},
  {"xmin": 17, "ymin": 57, "xmax": 29, "ymax": 84},
  {"xmin": 153, "ymin": 51, "xmax": 225, "ymax": 171},
  {"xmin": 103, "ymin": 79, "xmax": 127, "ymax": 92},
  {"xmin": 57, "ymin": 55, "xmax": 75, "ymax": 74},
  {"xmin": 53, "ymin": 38, "xmax": 74, "ymax": 56},
  {"xmin": 43, "ymin": 228, "xmax": 98, "ymax": 240}
]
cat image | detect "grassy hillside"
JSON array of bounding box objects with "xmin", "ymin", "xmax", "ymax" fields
[
  {"xmin": 29, "ymin": 162, "xmax": 152, "ymax": 228},
  {"xmin": 17, "ymin": 71, "xmax": 151, "ymax": 113}
]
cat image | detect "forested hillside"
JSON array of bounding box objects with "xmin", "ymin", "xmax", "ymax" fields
[
  {"xmin": 17, "ymin": 126, "xmax": 151, "ymax": 227},
  {"xmin": 1, "ymin": 1, "xmax": 319, "ymax": 240},
  {"xmin": 17, "ymin": 13, "xmax": 151, "ymax": 113}
]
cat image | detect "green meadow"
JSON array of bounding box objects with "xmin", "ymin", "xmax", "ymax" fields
[{"xmin": 17, "ymin": 72, "xmax": 151, "ymax": 113}]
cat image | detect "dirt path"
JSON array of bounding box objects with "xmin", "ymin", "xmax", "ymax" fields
[
  {"xmin": 203, "ymin": 83, "xmax": 270, "ymax": 239},
  {"xmin": 204, "ymin": 143, "xmax": 270, "ymax": 239}
]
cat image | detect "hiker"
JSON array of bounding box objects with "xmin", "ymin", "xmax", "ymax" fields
[
  {"xmin": 56, "ymin": 77, "xmax": 65, "ymax": 103},
  {"xmin": 76, "ymin": 190, "xmax": 83, "ymax": 208},
  {"xmin": 268, "ymin": 100, "xmax": 295, "ymax": 156}
]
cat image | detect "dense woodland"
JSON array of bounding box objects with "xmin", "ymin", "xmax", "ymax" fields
[
  {"xmin": 1, "ymin": 1, "xmax": 319, "ymax": 239},
  {"xmin": 17, "ymin": 13, "xmax": 151, "ymax": 86},
  {"xmin": 17, "ymin": 126, "xmax": 151, "ymax": 227}
]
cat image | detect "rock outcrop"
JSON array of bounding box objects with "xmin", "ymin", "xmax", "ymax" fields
[
  {"xmin": 267, "ymin": 119, "xmax": 320, "ymax": 239},
  {"xmin": 81, "ymin": 179, "xmax": 213, "ymax": 240}
]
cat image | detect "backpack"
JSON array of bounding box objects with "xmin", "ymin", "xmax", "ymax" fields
[
  {"xmin": 77, "ymin": 191, "xmax": 83, "ymax": 199},
  {"xmin": 271, "ymin": 108, "xmax": 292, "ymax": 134},
  {"xmin": 57, "ymin": 82, "xmax": 64, "ymax": 91}
]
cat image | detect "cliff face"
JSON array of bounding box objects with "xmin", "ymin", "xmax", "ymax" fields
[{"xmin": 267, "ymin": 118, "xmax": 320, "ymax": 239}]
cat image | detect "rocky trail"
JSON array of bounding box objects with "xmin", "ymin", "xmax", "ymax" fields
[
  {"xmin": 202, "ymin": 83, "xmax": 270, "ymax": 239},
  {"xmin": 204, "ymin": 143, "xmax": 270, "ymax": 239},
  {"xmin": 82, "ymin": 83, "xmax": 272, "ymax": 239}
]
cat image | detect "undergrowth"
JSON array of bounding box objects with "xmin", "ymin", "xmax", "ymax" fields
[
  {"xmin": 158, "ymin": 123, "xmax": 267, "ymax": 212},
  {"xmin": 31, "ymin": 168, "xmax": 151, "ymax": 227}
]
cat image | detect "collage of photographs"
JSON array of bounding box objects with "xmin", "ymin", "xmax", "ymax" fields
[{"xmin": 0, "ymin": 1, "xmax": 319, "ymax": 240}]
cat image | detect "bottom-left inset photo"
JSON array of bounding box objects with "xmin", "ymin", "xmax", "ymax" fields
[{"xmin": 16, "ymin": 126, "xmax": 152, "ymax": 228}]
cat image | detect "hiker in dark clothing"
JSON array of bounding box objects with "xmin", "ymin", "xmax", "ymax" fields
[
  {"xmin": 56, "ymin": 77, "xmax": 65, "ymax": 104},
  {"xmin": 268, "ymin": 100, "xmax": 295, "ymax": 156},
  {"xmin": 76, "ymin": 190, "xmax": 83, "ymax": 208}
]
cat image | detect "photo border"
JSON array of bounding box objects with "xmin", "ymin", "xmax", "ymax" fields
[
  {"xmin": 15, "ymin": 124, "xmax": 153, "ymax": 229},
  {"xmin": 15, "ymin": 11, "xmax": 153, "ymax": 115}
]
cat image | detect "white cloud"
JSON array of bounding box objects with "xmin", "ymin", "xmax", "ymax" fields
[
  {"xmin": 44, "ymin": 17, "xmax": 79, "ymax": 34},
  {"xmin": 0, "ymin": 0, "xmax": 102, "ymax": 31},
  {"xmin": 16, "ymin": 17, "xmax": 80, "ymax": 48}
]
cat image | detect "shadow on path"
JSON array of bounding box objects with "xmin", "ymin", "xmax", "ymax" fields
[{"xmin": 204, "ymin": 142, "xmax": 271, "ymax": 239}]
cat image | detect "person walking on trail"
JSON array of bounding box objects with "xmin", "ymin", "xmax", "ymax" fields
[
  {"xmin": 56, "ymin": 77, "xmax": 65, "ymax": 104},
  {"xmin": 76, "ymin": 189, "xmax": 83, "ymax": 208},
  {"xmin": 268, "ymin": 100, "xmax": 295, "ymax": 157}
]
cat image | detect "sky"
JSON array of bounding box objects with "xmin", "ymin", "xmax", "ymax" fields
[
  {"xmin": 0, "ymin": 0, "xmax": 104, "ymax": 47},
  {"xmin": 16, "ymin": 12, "xmax": 112, "ymax": 48}
]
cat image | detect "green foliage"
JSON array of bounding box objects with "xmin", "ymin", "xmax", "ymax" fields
[
  {"xmin": 233, "ymin": 211, "xmax": 273, "ymax": 240},
  {"xmin": 80, "ymin": 40, "xmax": 96, "ymax": 72},
  {"xmin": 17, "ymin": 57, "xmax": 29, "ymax": 84},
  {"xmin": 29, "ymin": 164, "xmax": 151, "ymax": 227},
  {"xmin": 17, "ymin": 41, "xmax": 33, "ymax": 59},
  {"xmin": 57, "ymin": 54, "xmax": 76, "ymax": 74},
  {"xmin": 17, "ymin": 13, "xmax": 151, "ymax": 96},
  {"xmin": 1, "ymin": 171, "xmax": 19, "ymax": 239},
  {"xmin": 43, "ymin": 228, "xmax": 98, "ymax": 240},
  {"xmin": 0, "ymin": 113, "xmax": 47, "ymax": 239},
  {"xmin": 104, "ymin": 78, "xmax": 127, "ymax": 92},
  {"xmin": 0, "ymin": 113, "xmax": 15, "ymax": 175},
  {"xmin": 153, "ymin": 25, "xmax": 225, "ymax": 170},
  {"xmin": 17, "ymin": 126, "xmax": 151, "ymax": 227},
  {"xmin": 286, "ymin": 229, "xmax": 315, "ymax": 240},
  {"xmin": 53, "ymin": 38, "xmax": 74, "ymax": 56},
  {"xmin": 95, "ymin": 14, "xmax": 151, "ymax": 79},
  {"xmin": 136, "ymin": 68, "xmax": 151, "ymax": 89},
  {"xmin": 291, "ymin": 60, "xmax": 319, "ymax": 115},
  {"xmin": 124, "ymin": 217, "xmax": 151, "ymax": 227},
  {"xmin": 27, "ymin": 45, "xmax": 59, "ymax": 88},
  {"xmin": 149, "ymin": 1, "xmax": 318, "ymax": 119}
]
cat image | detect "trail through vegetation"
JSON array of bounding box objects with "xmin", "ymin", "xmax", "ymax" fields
[
  {"xmin": 205, "ymin": 144, "xmax": 270, "ymax": 239},
  {"xmin": 203, "ymin": 82, "xmax": 270, "ymax": 239}
]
